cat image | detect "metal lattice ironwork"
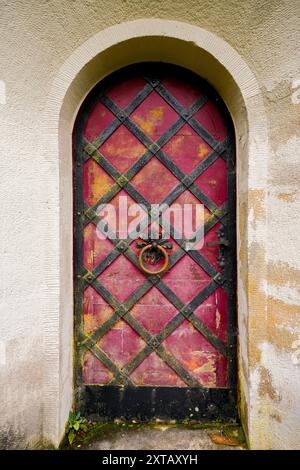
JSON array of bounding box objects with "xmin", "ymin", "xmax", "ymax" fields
[{"xmin": 74, "ymin": 64, "xmax": 237, "ymax": 421}]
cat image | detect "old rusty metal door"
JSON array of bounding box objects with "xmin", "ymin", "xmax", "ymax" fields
[{"xmin": 74, "ymin": 64, "xmax": 236, "ymax": 421}]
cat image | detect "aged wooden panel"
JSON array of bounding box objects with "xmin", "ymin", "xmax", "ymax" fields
[{"xmin": 74, "ymin": 64, "xmax": 236, "ymax": 421}]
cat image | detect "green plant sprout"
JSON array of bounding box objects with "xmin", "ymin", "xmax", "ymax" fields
[{"xmin": 65, "ymin": 410, "xmax": 88, "ymax": 445}]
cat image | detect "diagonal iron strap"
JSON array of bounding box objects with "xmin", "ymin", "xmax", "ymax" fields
[
  {"xmin": 81, "ymin": 77, "xmax": 224, "ymax": 220},
  {"xmin": 79, "ymin": 204, "xmax": 228, "ymax": 357},
  {"xmin": 77, "ymin": 71, "xmax": 231, "ymax": 388},
  {"xmin": 80, "ymin": 276, "xmax": 201, "ymax": 387},
  {"xmin": 79, "ymin": 218, "xmax": 228, "ymax": 385}
]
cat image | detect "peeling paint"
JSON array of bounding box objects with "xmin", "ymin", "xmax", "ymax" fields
[
  {"xmin": 258, "ymin": 366, "xmax": 281, "ymax": 402},
  {"xmin": 276, "ymin": 191, "xmax": 297, "ymax": 203}
]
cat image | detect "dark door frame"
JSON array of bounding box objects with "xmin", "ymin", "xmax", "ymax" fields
[{"xmin": 73, "ymin": 63, "xmax": 237, "ymax": 423}]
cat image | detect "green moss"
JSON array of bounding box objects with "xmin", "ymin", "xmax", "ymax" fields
[
  {"xmin": 60, "ymin": 419, "xmax": 247, "ymax": 450},
  {"xmin": 31, "ymin": 439, "xmax": 57, "ymax": 450},
  {"xmin": 237, "ymin": 368, "xmax": 250, "ymax": 449}
]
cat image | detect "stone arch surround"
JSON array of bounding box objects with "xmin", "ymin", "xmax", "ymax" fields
[{"xmin": 44, "ymin": 19, "xmax": 268, "ymax": 447}]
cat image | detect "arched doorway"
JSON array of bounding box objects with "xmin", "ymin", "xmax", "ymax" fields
[{"xmin": 73, "ymin": 63, "xmax": 236, "ymax": 422}]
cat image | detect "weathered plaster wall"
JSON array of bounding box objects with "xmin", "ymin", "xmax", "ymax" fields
[{"xmin": 0, "ymin": 0, "xmax": 299, "ymax": 449}]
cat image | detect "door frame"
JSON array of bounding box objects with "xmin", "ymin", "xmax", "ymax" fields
[{"xmin": 73, "ymin": 63, "xmax": 237, "ymax": 422}]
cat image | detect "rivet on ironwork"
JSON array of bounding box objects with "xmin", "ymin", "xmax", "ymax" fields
[
  {"xmin": 182, "ymin": 176, "xmax": 193, "ymax": 188},
  {"xmin": 149, "ymin": 274, "xmax": 160, "ymax": 285},
  {"xmin": 217, "ymin": 257, "xmax": 226, "ymax": 268},
  {"xmin": 116, "ymin": 175, "xmax": 129, "ymax": 188},
  {"xmin": 149, "ymin": 78, "xmax": 159, "ymax": 87},
  {"xmin": 182, "ymin": 306, "xmax": 193, "ymax": 318},
  {"xmin": 83, "ymin": 271, "xmax": 95, "ymax": 283},
  {"xmin": 84, "ymin": 143, "xmax": 97, "ymax": 156},
  {"xmin": 77, "ymin": 211, "xmax": 81, "ymax": 216},
  {"xmin": 182, "ymin": 110, "xmax": 190, "ymax": 120},
  {"xmin": 117, "ymin": 111, "xmax": 127, "ymax": 122},
  {"xmin": 116, "ymin": 241, "xmax": 128, "ymax": 252},
  {"xmin": 149, "ymin": 338, "xmax": 159, "ymax": 349},
  {"xmin": 212, "ymin": 208, "xmax": 222, "ymax": 218},
  {"xmin": 116, "ymin": 306, "xmax": 127, "ymax": 317},
  {"xmin": 149, "ymin": 142, "xmax": 160, "ymax": 154},
  {"xmin": 118, "ymin": 374, "xmax": 128, "ymax": 386},
  {"xmin": 85, "ymin": 207, "xmax": 97, "ymax": 221},
  {"xmin": 214, "ymin": 272, "xmax": 225, "ymax": 285},
  {"xmin": 76, "ymin": 162, "xmax": 81, "ymax": 167}
]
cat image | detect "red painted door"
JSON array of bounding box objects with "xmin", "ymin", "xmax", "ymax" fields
[{"xmin": 74, "ymin": 64, "xmax": 236, "ymax": 421}]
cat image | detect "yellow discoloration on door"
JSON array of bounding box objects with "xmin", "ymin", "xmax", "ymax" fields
[
  {"xmin": 198, "ymin": 143, "xmax": 209, "ymax": 158},
  {"xmin": 133, "ymin": 106, "xmax": 165, "ymax": 135}
]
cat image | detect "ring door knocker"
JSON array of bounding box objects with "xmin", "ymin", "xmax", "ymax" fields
[{"xmin": 136, "ymin": 239, "xmax": 173, "ymax": 275}]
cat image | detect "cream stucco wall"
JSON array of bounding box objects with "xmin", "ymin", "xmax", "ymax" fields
[{"xmin": 0, "ymin": 0, "xmax": 299, "ymax": 449}]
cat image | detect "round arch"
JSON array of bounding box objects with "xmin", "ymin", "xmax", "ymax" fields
[{"xmin": 43, "ymin": 19, "xmax": 268, "ymax": 447}]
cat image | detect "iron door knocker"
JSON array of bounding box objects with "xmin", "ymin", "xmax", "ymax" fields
[{"xmin": 136, "ymin": 239, "xmax": 173, "ymax": 275}]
